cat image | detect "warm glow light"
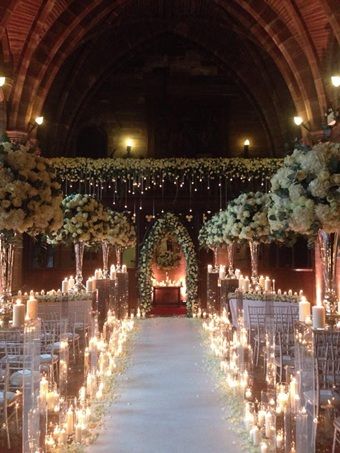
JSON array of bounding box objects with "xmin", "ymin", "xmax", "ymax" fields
[
  {"xmin": 35, "ymin": 116, "xmax": 44, "ymax": 125},
  {"xmin": 243, "ymin": 139, "xmax": 250, "ymax": 146},
  {"xmin": 0, "ymin": 77, "xmax": 5, "ymax": 87},
  {"xmin": 293, "ymin": 116, "xmax": 303, "ymax": 126},
  {"xmin": 126, "ymin": 138, "xmax": 133, "ymax": 148},
  {"xmin": 331, "ymin": 75, "xmax": 340, "ymax": 88}
]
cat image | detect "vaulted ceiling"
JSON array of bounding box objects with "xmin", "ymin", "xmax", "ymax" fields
[{"xmin": 0, "ymin": 0, "xmax": 339, "ymax": 154}]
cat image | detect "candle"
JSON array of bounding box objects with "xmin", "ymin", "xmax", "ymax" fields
[
  {"xmin": 243, "ymin": 277, "xmax": 250, "ymax": 293},
  {"xmin": 264, "ymin": 277, "xmax": 271, "ymax": 292},
  {"xmin": 260, "ymin": 441, "xmax": 268, "ymax": 453},
  {"xmin": 207, "ymin": 264, "xmax": 213, "ymax": 273},
  {"xmin": 265, "ymin": 411, "xmax": 274, "ymax": 438},
  {"xmin": 13, "ymin": 299, "xmax": 25, "ymax": 327},
  {"xmin": 94, "ymin": 269, "xmax": 100, "ymax": 279},
  {"xmin": 288, "ymin": 289, "xmax": 293, "ymax": 296},
  {"xmin": 68, "ymin": 276, "xmax": 75, "ymax": 290},
  {"xmin": 259, "ymin": 275, "xmax": 265, "ymax": 288},
  {"xmin": 276, "ymin": 432, "xmax": 283, "ymax": 449},
  {"xmin": 86, "ymin": 278, "xmax": 93, "ymax": 293},
  {"xmin": 219, "ymin": 265, "xmax": 226, "ymax": 280},
  {"xmin": 238, "ymin": 275, "xmax": 244, "ymax": 290},
  {"xmin": 66, "ymin": 407, "xmax": 74, "ymax": 435},
  {"xmin": 312, "ymin": 303, "xmax": 325, "ymax": 329},
  {"xmin": 252, "ymin": 426, "xmax": 261, "ymax": 446},
  {"xmin": 75, "ymin": 424, "xmax": 82, "ymax": 443},
  {"xmin": 39, "ymin": 376, "xmax": 48, "ymax": 407},
  {"xmin": 235, "ymin": 268, "xmax": 241, "ymax": 278},
  {"xmin": 299, "ymin": 296, "xmax": 311, "ymax": 322},
  {"xmin": 122, "ymin": 264, "xmax": 127, "ymax": 273},
  {"xmin": 258, "ymin": 409, "xmax": 266, "ymax": 427},
  {"xmin": 26, "ymin": 295, "xmax": 38, "ymax": 320},
  {"xmin": 61, "ymin": 278, "xmax": 68, "ymax": 293}
]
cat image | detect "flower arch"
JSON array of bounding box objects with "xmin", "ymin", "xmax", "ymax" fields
[{"xmin": 138, "ymin": 213, "xmax": 198, "ymax": 315}]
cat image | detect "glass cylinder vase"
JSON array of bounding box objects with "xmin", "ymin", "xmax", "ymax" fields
[
  {"xmin": 249, "ymin": 240, "xmax": 259, "ymax": 280},
  {"xmin": 227, "ymin": 243, "xmax": 235, "ymax": 274},
  {"xmin": 115, "ymin": 246, "xmax": 122, "ymax": 270},
  {"xmin": 0, "ymin": 231, "xmax": 15, "ymax": 303},
  {"xmin": 102, "ymin": 241, "xmax": 110, "ymax": 278},
  {"xmin": 317, "ymin": 229, "xmax": 338, "ymax": 315},
  {"xmin": 74, "ymin": 241, "xmax": 85, "ymax": 292}
]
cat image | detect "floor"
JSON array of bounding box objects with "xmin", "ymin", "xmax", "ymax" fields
[{"xmin": 89, "ymin": 318, "xmax": 244, "ymax": 453}]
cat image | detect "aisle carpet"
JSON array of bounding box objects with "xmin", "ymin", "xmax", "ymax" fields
[{"xmin": 89, "ymin": 318, "xmax": 244, "ymax": 453}]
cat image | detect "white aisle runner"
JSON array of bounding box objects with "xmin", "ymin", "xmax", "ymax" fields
[{"xmin": 89, "ymin": 318, "xmax": 244, "ymax": 453}]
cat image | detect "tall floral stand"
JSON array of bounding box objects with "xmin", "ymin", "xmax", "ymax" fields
[
  {"xmin": 248, "ymin": 240, "xmax": 259, "ymax": 281},
  {"xmin": 73, "ymin": 241, "xmax": 86, "ymax": 292},
  {"xmin": 0, "ymin": 231, "xmax": 15, "ymax": 304},
  {"xmin": 115, "ymin": 270, "xmax": 129, "ymax": 319},
  {"xmin": 101, "ymin": 241, "xmax": 110, "ymax": 278},
  {"xmin": 317, "ymin": 230, "xmax": 338, "ymax": 315}
]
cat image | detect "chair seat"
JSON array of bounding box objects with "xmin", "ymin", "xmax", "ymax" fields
[
  {"xmin": 40, "ymin": 353, "xmax": 58, "ymax": 364},
  {"xmin": 304, "ymin": 389, "xmax": 340, "ymax": 407},
  {"xmin": 10, "ymin": 369, "xmax": 32, "ymax": 387},
  {"xmin": 65, "ymin": 332, "xmax": 80, "ymax": 341},
  {"xmin": 0, "ymin": 390, "xmax": 17, "ymax": 403}
]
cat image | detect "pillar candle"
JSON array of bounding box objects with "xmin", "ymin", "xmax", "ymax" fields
[
  {"xmin": 122, "ymin": 264, "xmax": 127, "ymax": 273},
  {"xmin": 238, "ymin": 276, "xmax": 244, "ymax": 290},
  {"xmin": 207, "ymin": 264, "xmax": 213, "ymax": 273},
  {"xmin": 259, "ymin": 275, "xmax": 265, "ymax": 288},
  {"xmin": 299, "ymin": 297, "xmax": 311, "ymax": 322},
  {"xmin": 75, "ymin": 424, "xmax": 82, "ymax": 443},
  {"xmin": 61, "ymin": 278, "xmax": 68, "ymax": 293},
  {"xmin": 252, "ymin": 426, "xmax": 261, "ymax": 446},
  {"xmin": 13, "ymin": 299, "xmax": 25, "ymax": 327},
  {"xmin": 94, "ymin": 269, "xmax": 100, "ymax": 279},
  {"xmin": 68, "ymin": 276, "xmax": 75, "ymax": 290},
  {"xmin": 243, "ymin": 277, "xmax": 250, "ymax": 293},
  {"xmin": 86, "ymin": 278, "xmax": 92, "ymax": 293},
  {"xmin": 258, "ymin": 409, "xmax": 266, "ymax": 427},
  {"xmin": 66, "ymin": 407, "xmax": 74, "ymax": 435},
  {"xmin": 264, "ymin": 277, "xmax": 271, "ymax": 292},
  {"xmin": 26, "ymin": 295, "xmax": 38, "ymax": 320},
  {"xmin": 312, "ymin": 304, "xmax": 325, "ymax": 329},
  {"xmin": 265, "ymin": 411, "xmax": 274, "ymax": 438},
  {"xmin": 219, "ymin": 265, "xmax": 226, "ymax": 280}
]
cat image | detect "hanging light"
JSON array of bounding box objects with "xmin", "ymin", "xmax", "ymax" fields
[
  {"xmin": 331, "ymin": 75, "xmax": 340, "ymax": 88},
  {"xmin": 35, "ymin": 116, "xmax": 44, "ymax": 125}
]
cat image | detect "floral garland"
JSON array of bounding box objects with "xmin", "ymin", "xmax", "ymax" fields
[
  {"xmin": 269, "ymin": 142, "xmax": 340, "ymax": 236},
  {"xmin": 103, "ymin": 209, "xmax": 136, "ymax": 248},
  {"xmin": 47, "ymin": 194, "xmax": 107, "ymax": 245},
  {"xmin": 223, "ymin": 192, "xmax": 272, "ymax": 243},
  {"xmin": 49, "ymin": 157, "xmax": 282, "ymax": 184},
  {"xmin": 0, "ymin": 138, "xmax": 63, "ymax": 235},
  {"xmin": 138, "ymin": 212, "xmax": 198, "ymax": 314}
]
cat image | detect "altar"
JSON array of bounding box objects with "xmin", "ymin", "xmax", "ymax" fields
[{"xmin": 153, "ymin": 286, "xmax": 181, "ymax": 306}]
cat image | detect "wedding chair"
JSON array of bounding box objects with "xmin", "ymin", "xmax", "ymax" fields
[{"xmin": 0, "ymin": 362, "xmax": 20, "ymax": 449}]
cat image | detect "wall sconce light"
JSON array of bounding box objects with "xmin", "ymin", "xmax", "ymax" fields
[
  {"xmin": 243, "ymin": 139, "xmax": 250, "ymax": 157},
  {"xmin": 0, "ymin": 77, "xmax": 5, "ymax": 88},
  {"xmin": 125, "ymin": 138, "xmax": 133, "ymax": 157},
  {"xmin": 293, "ymin": 116, "xmax": 310, "ymax": 131},
  {"xmin": 28, "ymin": 116, "xmax": 44, "ymax": 134},
  {"xmin": 331, "ymin": 75, "xmax": 340, "ymax": 88}
]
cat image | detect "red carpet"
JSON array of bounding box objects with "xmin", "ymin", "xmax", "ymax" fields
[{"xmin": 150, "ymin": 304, "xmax": 187, "ymax": 317}]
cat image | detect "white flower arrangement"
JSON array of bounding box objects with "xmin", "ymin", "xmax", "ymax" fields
[
  {"xmin": 47, "ymin": 194, "xmax": 107, "ymax": 245},
  {"xmin": 224, "ymin": 192, "xmax": 272, "ymax": 243},
  {"xmin": 199, "ymin": 210, "xmax": 233, "ymax": 249},
  {"xmin": 138, "ymin": 213, "xmax": 198, "ymax": 314},
  {"xmin": 102, "ymin": 209, "xmax": 136, "ymax": 249},
  {"xmin": 269, "ymin": 142, "xmax": 340, "ymax": 236},
  {"xmin": 0, "ymin": 138, "xmax": 63, "ymax": 235},
  {"xmin": 155, "ymin": 249, "xmax": 181, "ymax": 269}
]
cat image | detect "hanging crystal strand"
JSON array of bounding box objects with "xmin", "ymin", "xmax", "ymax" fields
[
  {"xmin": 73, "ymin": 241, "xmax": 85, "ymax": 291},
  {"xmin": 102, "ymin": 241, "xmax": 110, "ymax": 278},
  {"xmin": 249, "ymin": 240, "xmax": 259, "ymax": 281},
  {"xmin": 318, "ymin": 229, "xmax": 338, "ymax": 315},
  {"xmin": 0, "ymin": 231, "xmax": 15, "ymax": 303}
]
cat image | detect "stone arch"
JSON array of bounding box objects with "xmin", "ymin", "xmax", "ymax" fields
[{"xmin": 138, "ymin": 212, "xmax": 198, "ymax": 315}]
